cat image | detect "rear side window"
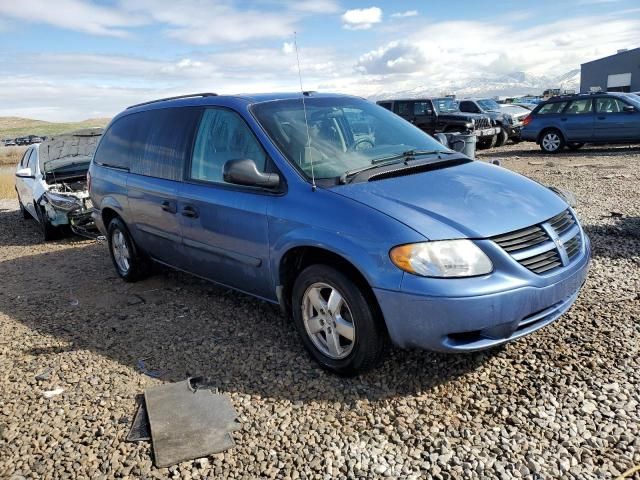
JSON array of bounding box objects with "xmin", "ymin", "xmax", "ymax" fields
[
  {"xmin": 93, "ymin": 115, "xmax": 139, "ymax": 170},
  {"xmin": 94, "ymin": 107, "xmax": 201, "ymax": 180},
  {"xmin": 190, "ymin": 108, "xmax": 267, "ymax": 184},
  {"xmin": 565, "ymin": 99, "xmax": 593, "ymax": 115},
  {"xmin": 536, "ymin": 102, "xmax": 567, "ymax": 115},
  {"xmin": 396, "ymin": 102, "xmax": 412, "ymax": 116}
]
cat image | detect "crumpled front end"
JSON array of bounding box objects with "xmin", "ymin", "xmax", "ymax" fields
[{"xmin": 40, "ymin": 184, "xmax": 98, "ymax": 238}]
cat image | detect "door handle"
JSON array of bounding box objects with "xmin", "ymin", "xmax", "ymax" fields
[
  {"xmin": 161, "ymin": 200, "xmax": 177, "ymax": 214},
  {"xmin": 597, "ymin": 116, "xmax": 606, "ymax": 120},
  {"xmin": 560, "ymin": 117, "xmax": 567, "ymax": 121},
  {"xmin": 181, "ymin": 205, "xmax": 199, "ymax": 218}
]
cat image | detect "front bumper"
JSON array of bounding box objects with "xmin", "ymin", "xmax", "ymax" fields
[
  {"xmin": 474, "ymin": 127, "xmax": 499, "ymax": 138},
  {"xmin": 374, "ymin": 236, "xmax": 591, "ymax": 352}
]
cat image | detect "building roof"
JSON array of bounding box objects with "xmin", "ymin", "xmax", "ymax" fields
[{"xmin": 581, "ymin": 47, "xmax": 640, "ymax": 66}]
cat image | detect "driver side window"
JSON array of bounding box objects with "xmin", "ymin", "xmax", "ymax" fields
[{"xmin": 190, "ymin": 108, "xmax": 267, "ymax": 184}]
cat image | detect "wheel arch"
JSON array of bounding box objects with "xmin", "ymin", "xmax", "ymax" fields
[
  {"xmin": 277, "ymin": 245, "xmax": 387, "ymax": 335},
  {"xmin": 537, "ymin": 126, "xmax": 565, "ymax": 144}
]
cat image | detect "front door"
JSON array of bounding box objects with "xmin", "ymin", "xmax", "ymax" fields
[
  {"xmin": 411, "ymin": 100, "xmax": 437, "ymax": 134},
  {"xmin": 560, "ymin": 98, "xmax": 594, "ymax": 142},
  {"xmin": 178, "ymin": 107, "xmax": 273, "ymax": 299},
  {"xmin": 15, "ymin": 147, "xmax": 37, "ymax": 217},
  {"xmin": 594, "ymin": 96, "xmax": 637, "ymax": 141}
]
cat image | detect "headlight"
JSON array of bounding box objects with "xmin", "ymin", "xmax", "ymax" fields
[
  {"xmin": 390, "ymin": 240, "xmax": 493, "ymax": 278},
  {"xmin": 465, "ymin": 122, "xmax": 474, "ymax": 129},
  {"xmin": 45, "ymin": 192, "xmax": 81, "ymax": 211}
]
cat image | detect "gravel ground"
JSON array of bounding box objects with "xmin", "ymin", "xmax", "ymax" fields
[{"xmin": 0, "ymin": 142, "xmax": 639, "ymax": 479}]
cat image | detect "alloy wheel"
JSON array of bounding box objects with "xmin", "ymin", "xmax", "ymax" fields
[
  {"xmin": 542, "ymin": 132, "xmax": 561, "ymax": 152},
  {"xmin": 111, "ymin": 229, "xmax": 131, "ymax": 273},
  {"xmin": 302, "ymin": 282, "xmax": 355, "ymax": 359}
]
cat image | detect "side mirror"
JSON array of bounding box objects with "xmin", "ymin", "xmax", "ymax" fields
[
  {"xmin": 223, "ymin": 159, "xmax": 280, "ymax": 189},
  {"xmin": 623, "ymin": 105, "xmax": 635, "ymax": 113},
  {"xmin": 16, "ymin": 167, "xmax": 33, "ymax": 178}
]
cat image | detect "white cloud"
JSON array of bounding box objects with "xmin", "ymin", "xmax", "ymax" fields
[
  {"xmin": 391, "ymin": 10, "xmax": 418, "ymax": 18},
  {"xmin": 356, "ymin": 41, "xmax": 425, "ymax": 74},
  {"xmin": 282, "ymin": 42, "xmax": 295, "ymax": 54},
  {"xmin": 290, "ymin": 0, "xmax": 340, "ymax": 13},
  {"xmin": 341, "ymin": 7, "xmax": 382, "ymax": 30},
  {"xmin": 0, "ymin": 0, "xmax": 146, "ymax": 37}
]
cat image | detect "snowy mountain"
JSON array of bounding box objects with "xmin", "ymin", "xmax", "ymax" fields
[{"xmin": 370, "ymin": 69, "xmax": 581, "ymax": 100}]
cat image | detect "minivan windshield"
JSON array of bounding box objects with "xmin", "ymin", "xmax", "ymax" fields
[
  {"xmin": 432, "ymin": 97, "xmax": 460, "ymax": 114},
  {"xmin": 252, "ymin": 97, "xmax": 452, "ymax": 181}
]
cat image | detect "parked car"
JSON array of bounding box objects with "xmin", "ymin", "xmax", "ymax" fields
[
  {"xmin": 89, "ymin": 92, "xmax": 590, "ymax": 375},
  {"xmin": 458, "ymin": 98, "xmax": 528, "ymax": 146},
  {"xmin": 15, "ymin": 129, "xmax": 102, "ymax": 240},
  {"xmin": 4, "ymin": 139, "xmax": 16, "ymax": 146},
  {"xmin": 377, "ymin": 98, "xmax": 499, "ymax": 149},
  {"xmin": 521, "ymin": 92, "xmax": 640, "ymax": 153}
]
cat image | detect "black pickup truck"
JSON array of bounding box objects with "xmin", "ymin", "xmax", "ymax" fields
[{"xmin": 377, "ymin": 97, "xmax": 499, "ymax": 148}]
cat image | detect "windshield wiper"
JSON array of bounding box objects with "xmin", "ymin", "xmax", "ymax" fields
[{"xmin": 339, "ymin": 150, "xmax": 453, "ymax": 184}]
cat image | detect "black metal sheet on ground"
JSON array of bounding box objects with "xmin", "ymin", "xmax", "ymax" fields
[
  {"xmin": 126, "ymin": 394, "xmax": 151, "ymax": 442},
  {"xmin": 144, "ymin": 378, "xmax": 240, "ymax": 468}
]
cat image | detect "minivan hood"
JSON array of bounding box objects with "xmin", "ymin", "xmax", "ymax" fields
[{"xmin": 332, "ymin": 161, "xmax": 567, "ymax": 240}]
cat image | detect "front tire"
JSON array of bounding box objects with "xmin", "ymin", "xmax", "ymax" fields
[
  {"xmin": 539, "ymin": 129, "xmax": 565, "ymax": 153},
  {"xmin": 477, "ymin": 135, "xmax": 497, "ymax": 149},
  {"xmin": 37, "ymin": 205, "xmax": 60, "ymax": 241},
  {"xmin": 291, "ymin": 264, "xmax": 386, "ymax": 376},
  {"xmin": 107, "ymin": 217, "xmax": 149, "ymax": 282},
  {"xmin": 17, "ymin": 194, "xmax": 31, "ymax": 220},
  {"xmin": 495, "ymin": 128, "xmax": 508, "ymax": 147},
  {"xmin": 567, "ymin": 142, "xmax": 584, "ymax": 151}
]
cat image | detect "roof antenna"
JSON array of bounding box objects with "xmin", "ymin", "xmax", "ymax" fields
[{"xmin": 293, "ymin": 32, "xmax": 316, "ymax": 191}]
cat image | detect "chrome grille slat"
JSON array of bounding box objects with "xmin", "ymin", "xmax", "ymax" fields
[
  {"xmin": 519, "ymin": 250, "xmax": 558, "ymax": 266},
  {"xmin": 491, "ymin": 209, "xmax": 581, "ymax": 275},
  {"xmin": 492, "ymin": 226, "xmax": 543, "ymax": 243}
]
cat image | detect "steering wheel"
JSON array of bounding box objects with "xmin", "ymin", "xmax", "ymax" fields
[{"xmin": 350, "ymin": 137, "xmax": 375, "ymax": 151}]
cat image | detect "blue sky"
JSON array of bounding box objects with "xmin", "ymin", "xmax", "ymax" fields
[{"xmin": 0, "ymin": 0, "xmax": 638, "ymax": 120}]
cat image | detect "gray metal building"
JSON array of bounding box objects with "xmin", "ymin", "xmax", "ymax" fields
[{"xmin": 580, "ymin": 47, "xmax": 640, "ymax": 93}]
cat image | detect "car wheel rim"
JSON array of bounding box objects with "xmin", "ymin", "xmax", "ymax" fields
[
  {"xmin": 302, "ymin": 282, "xmax": 355, "ymax": 360},
  {"xmin": 543, "ymin": 133, "xmax": 560, "ymax": 151},
  {"xmin": 112, "ymin": 229, "xmax": 130, "ymax": 273}
]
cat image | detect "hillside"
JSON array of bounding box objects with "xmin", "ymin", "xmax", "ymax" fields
[{"xmin": 0, "ymin": 117, "xmax": 111, "ymax": 140}]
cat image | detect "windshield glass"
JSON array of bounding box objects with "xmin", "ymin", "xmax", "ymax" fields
[
  {"xmin": 477, "ymin": 99, "xmax": 501, "ymax": 111},
  {"xmin": 431, "ymin": 98, "xmax": 460, "ymax": 114},
  {"xmin": 252, "ymin": 97, "xmax": 450, "ymax": 181}
]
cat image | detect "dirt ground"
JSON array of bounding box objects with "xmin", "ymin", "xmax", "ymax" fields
[{"xmin": 0, "ymin": 142, "xmax": 639, "ymax": 479}]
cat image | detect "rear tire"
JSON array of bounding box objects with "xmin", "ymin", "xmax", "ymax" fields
[
  {"xmin": 291, "ymin": 264, "xmax": 386, "ymax": 376},
  {"xmin": 539, "ymin": 129, "xmax": 565, "ymax": 153},
  {"xmin": 107, "ymin": 217, "xmax": 149, "ymax": 282},
  {"xmin": 567, "ymin": 142, "xmax": 584, "ymax": 151}
]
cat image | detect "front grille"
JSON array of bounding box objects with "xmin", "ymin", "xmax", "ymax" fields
[
  {"xmin": 491, "ymin": 209, "xmax": 582, "ymax": 275},
  {"xmin": 474, "ymin": 117, "xmax": 491, "ymax": 130}
]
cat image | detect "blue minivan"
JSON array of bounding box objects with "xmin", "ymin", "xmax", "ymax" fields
[{"xmin": 89, "ymin": 92, "xmax": 590, "ymax": 375}]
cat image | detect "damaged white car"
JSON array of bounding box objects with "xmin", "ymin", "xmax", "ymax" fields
[{"xmin": 14, "ymin": 128, "xmax": 103, "ymax": 241}]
